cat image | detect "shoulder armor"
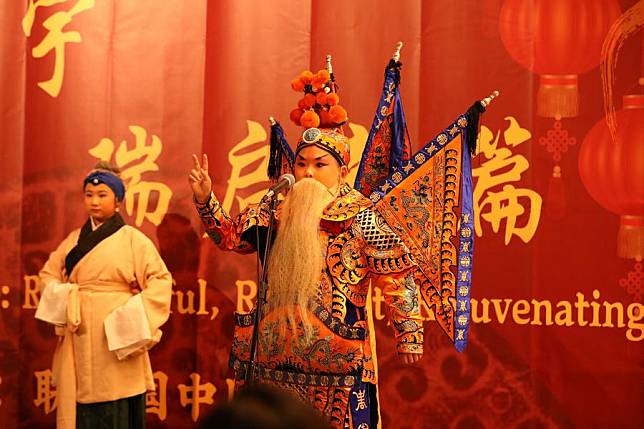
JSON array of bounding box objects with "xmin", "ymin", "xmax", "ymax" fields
[
  {"xmin": 353, "ymin": 209, "xmax": 415, "ymax": 274},
  {"xmin": 354, "ymin": 209, "xmax": 404, "ymax": 250}
]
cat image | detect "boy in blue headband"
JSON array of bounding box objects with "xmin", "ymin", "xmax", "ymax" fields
[{"xmin": 36, "ymin": 161, "xmax": 172, "ymax": 429}]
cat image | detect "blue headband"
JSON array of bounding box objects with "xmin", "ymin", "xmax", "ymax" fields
[{"xmin": 83, "ymin": 171, "xmax": 126, "ymax": 201}]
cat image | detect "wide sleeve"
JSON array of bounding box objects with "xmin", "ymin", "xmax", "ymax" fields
[
  {"xmin": 104, "ymin": 229, "xmax": 172, "ymax": 359},
  {"xmin": 36, "ymin": 231, "xmax": 78, "ymax": 327},
  {"xmin": 371, "ymin": 269, "xmax": 424, "ymax": 354},
  {"xmin": 194, "ymin": 191, "xmax": 271, "ymax": 254},
  {"xmin": 131, "ymin": 230, "xmax": 173, "ymax": 333}
]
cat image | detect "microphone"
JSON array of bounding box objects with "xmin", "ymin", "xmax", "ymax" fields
[{"xmin": 263, "ymin": 173, "xmax": 295, "ymax": 200}]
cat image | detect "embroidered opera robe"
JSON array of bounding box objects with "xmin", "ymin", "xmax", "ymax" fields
[{"xmin": 195, "ymin": 184, "xmax": 424, "ymax": 428}]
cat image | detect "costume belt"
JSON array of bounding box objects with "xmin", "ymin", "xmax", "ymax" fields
[
  {"xmin": 52, "ymin": 281, "xmax": 132, "ymax": 429},
  {"xmin": 77, "ymin": 280, "xmax": 133, "ymax": 293},
  {"xmin": 234, "ymin": 304, "xmax": 366, "ymax": 341},
  {"xmin": 231, "ymin": 358, "xmax": 360, "ymax": 388}
]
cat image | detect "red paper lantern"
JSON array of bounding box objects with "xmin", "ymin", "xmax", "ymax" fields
[
  {"xmin": 499, "ymin": 0, "xmax": 621, "ymax": 118},
  {"xmin": 579, "ymin": 94, "xmax": 644, "ymax": 260}
]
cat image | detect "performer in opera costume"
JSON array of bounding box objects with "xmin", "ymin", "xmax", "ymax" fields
[
  {"xmin": 190, "ymin": 137, "xmax": 423, "ymax": 427},
  {"xmin": 191, "ymin": 47, "xmax": 491, "ymax": 428},
  {"xmin": 35, "ymin": 161, "xmax": 173, "ymax": 429}
]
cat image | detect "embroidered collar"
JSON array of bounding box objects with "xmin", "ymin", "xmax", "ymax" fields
[
  {"xmin": 65, "ymin": 213, "xmax": 126, "ymax": 277},
  {"xmin": 322, "ymin": 183, "xmax": 372, "ymax": 221}
]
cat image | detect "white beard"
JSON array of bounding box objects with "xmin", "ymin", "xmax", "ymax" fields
[{"xmin": 266, "ymin": 178, "xmax": 335, "ymax": 335}]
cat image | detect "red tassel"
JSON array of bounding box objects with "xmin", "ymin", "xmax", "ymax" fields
[
  {"xmin": 537, "ymin": 75, "xmax": 579, "ymax": 119},
  {"xmin": 545, "ymin": 165, "xmax": 566, "ymax": 220},
  {"xmin": 617, "ymin": 216, "xmax": 644, "ymax": 260}
]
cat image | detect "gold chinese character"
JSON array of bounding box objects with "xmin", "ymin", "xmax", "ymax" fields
[
  {"xmin": 146, "ymin": 371, "xmax": 168, "ymax": 421},
  {"xmin": 89, "ymin": 125, "xmax": 172, "ymax": 226},
  {"xmin": 33, "ymin": 369, "xmax": 56, "ymax": 414},
  {"xmin": 22, "ymin": 0, "xmax": 95, "ymax": 97},
  {"xmin": 473, "ymin": 117, "xmax": 542, "ymax": 244},
  {"xmin": 352, "ymin": 388, "xmax": 367, "ymax": 411},
  {"xmin": 221, "ymin": 121, "xmax": 270, "ymax": 214},
  {"xmin": 178, "ymin": 373, "xmax": 216, "ymax": 422}
]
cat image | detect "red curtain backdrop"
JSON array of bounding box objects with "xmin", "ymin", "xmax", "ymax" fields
[{"xmin": 1, "ymin": 1, "xmax": 642, "ymax": 428}]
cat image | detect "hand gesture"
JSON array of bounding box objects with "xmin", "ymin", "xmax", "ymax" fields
[
  {"xmin": 399, "ymin": 352, "xmax": 423, "ymax": 365},
  {"xmin": 189, "ymin": 154, "xmax": 212, "ymax": 204}
]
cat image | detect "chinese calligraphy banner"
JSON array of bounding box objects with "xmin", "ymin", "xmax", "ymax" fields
[{"xmin": 1, "ymin": 1, "xmax": 642, "ymax": 428}]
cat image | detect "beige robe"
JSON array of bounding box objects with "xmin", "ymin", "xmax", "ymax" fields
[{"xmin": 38, "ymin": 224, "xmax": 172, "ymax": 428}]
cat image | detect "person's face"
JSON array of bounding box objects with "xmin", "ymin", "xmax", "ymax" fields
[
  {"xmin": 293, "ymin": 145, "xmax": 348, "ymax": 193},
  {"xmin": 84, "ymin": 183, "xmax": 117, "ymax": 223}
]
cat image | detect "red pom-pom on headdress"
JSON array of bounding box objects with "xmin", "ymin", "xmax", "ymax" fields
[
  {"xmin": 299, "ymin": 70, "xmax": 314, "ymax": 85},
  {"xmin": 269, "ymin": 56, "xmax": 350, "ymax": 183},
  {"xmin": 318, "ymin": 109, "xmax": 332, "ymax": 127},
  {"xmin": 315, "ymin": 69, "xmax": 330, "ymax": 84},
  {"xmin": 300, "ymin": 110, "xmax": 320, "ymax": 128},
  {"xmin": 326, "ymin": 93, "xmax": 340, "ymax": 106},
  {"xmin": 329, "ymin": 105, "xmax": 348, "ymax": 124},
  {"xmin": 289, "ymin": 108, "xmax": 304, "ymax": 126},
  {"xmin": 289, "ymin": 59, "xmax": 348, "ymax": 130},
  {"xmin": 311, "ymin": 69, "xmax": 330, "ymax": 91},
  {"xmin": 303, "ymin": 93, "xmax": 317, "ymax": 108},
  {"xmin": 291, "ymin": 78, "xmax": 305, "ymax": 92},
  {"xmin": 315, "ymin": 92, "xmax": 328, "ymax": 105}
]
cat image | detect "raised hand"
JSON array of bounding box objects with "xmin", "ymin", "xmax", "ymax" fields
[{"xmin": 189, "ymin": 154, "xmax": 212, "ymax": 204}]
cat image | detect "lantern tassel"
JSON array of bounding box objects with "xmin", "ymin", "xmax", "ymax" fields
[
  {"xmin": 618, "ymin": 216, "xmax": 644, "ymax": 260},
  {"xmin": 545, "ymin": 165, "xmax": 566, "ymax": 220},
  {"xmin": 537, "ymin": 75, "xmax": 579, "ymax": 119}
]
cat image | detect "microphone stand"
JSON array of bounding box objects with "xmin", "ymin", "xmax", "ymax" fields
[{"xmin": 245, "ymin": 193, "xmax": 278, "ymax": 385}]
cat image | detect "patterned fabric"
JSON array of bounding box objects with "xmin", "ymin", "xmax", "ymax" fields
[
  {"xmin": 194, "ymin": 193, "xmax": 273, "ymax": 253},
  {"xmin": 370, "ymin": 113, "xmax": 476, "ymax": 350},
  {"xmin": 348, "ymin": 381, "xmax": 374, "ymax": 429},
  {"xmin": 354, "ymin": 59, "xmax": 412, "ymax": 197},
  {"xmin": 196, "ymin": 184, "xmax": 423, "ymax": 428},
  {"xmin": 350, "ymin": 53, "xmax": 483, "ymax": 352},
  {"xmin": 296, "ymin": 127, "xmax": 351, "ymax": 166}
]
